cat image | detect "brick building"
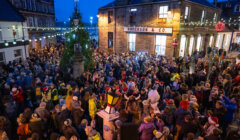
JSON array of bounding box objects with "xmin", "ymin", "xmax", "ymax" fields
[
  {"xmin": 98, "ymin": 0, "xmax": 221, "ymax": 57},
  {"xmin": 9, "ymin": 0, "xmax": 56, "ymax": 50}
]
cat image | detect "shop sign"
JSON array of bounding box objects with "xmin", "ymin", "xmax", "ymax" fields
[{"xmin": 124, "ymin": 26, "xmax": 172, "ymax": 34}]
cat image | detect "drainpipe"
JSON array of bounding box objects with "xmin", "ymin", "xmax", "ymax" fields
[
  {"xmin": 21, "ymin": 22, "xmax": 27, "ymax": 59},
  {"xmin": 229, "ymin": 31, "xmax": 234, "ymax": 52},
  {"xmin": 114, "ymin": 7, "xmax": 117, "ymax": 54}
]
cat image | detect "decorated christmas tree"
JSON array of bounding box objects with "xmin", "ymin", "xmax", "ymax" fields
[{"xmin": 60, "ymin": 4, "xmax": 95, "ymax": 73}]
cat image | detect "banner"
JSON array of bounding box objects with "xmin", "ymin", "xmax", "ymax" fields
[{"xmin": 124, "ymin": 26, "xmax": 172, "ymax": 34}]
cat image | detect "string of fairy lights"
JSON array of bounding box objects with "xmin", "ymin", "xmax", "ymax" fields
[{"xmin": 1, "ymin": 15, "xmax": 240, "ymax": 46}]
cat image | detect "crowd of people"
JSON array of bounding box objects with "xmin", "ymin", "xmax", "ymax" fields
[{"xmin": 0, "ymin": 44, "xmax": 240, "ymax": 140}]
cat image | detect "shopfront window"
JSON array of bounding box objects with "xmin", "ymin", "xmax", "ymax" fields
[
  {"xmin": 224, "ymin": 34, "xmax": 230, "ymax": 50},
  {"xmin": 128, "ymin": 34, "xmax": 136, "ymax": 52},
  {"xmin": 209, "ymin": 35, "xmax": 214, "ymax": 47},
  {"xmin": 179, "ymin": 35, "xmax": 186, "ymax": 57},
  {"xmin": 216, "ymin": 34, "xmax": 221, "ymax": 48},
  {"xmin": 156, "ymin": 35, "xmax": 167, "ymax": 56},
  {"xmin": 189, "ymin": 36, "xmax": 194, "ymax": 56},
  {"xmin": 196, "ymin": 34, "xmax": 202, "ymax": 51}
]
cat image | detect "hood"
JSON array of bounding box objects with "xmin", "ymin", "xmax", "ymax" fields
[
  {"xmin": 142, "ymin": 123, "xmax": 155, "ymax": 129},
  {"xmin": 89, "ymin": 129, "xmax": 98, "ymax": 137}
]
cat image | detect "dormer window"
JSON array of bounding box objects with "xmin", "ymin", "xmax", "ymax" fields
[{"xmin": 235, "ymin": 5, "xmax": 240, "ymax": 12}]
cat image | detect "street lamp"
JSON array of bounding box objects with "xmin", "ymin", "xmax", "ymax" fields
[{"xmin": 105, "ymin": 92, "xmax": 120, "ymax": 114}]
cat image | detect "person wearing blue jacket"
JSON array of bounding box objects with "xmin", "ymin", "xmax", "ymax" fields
[{"xmin": 220, "ymin": 95, "xmax": 237, "ymax": 137}]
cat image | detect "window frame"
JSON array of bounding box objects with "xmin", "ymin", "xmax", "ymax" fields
[
  {"xmin": 201, "ymin": 10, "xmax": 206, "ymax": 23},
  {"xmin": 14, "ymin": 49, "xmax": 22, "ymax": 60},
  {"xmin": 29, "ymin": 17, "xmax": 34, "ymax": 27},
  {"xmin": 0, "ymin": 27, "xmax": 2, "ymax": 41},
  {"xmin": 128, "ymin": 33, "xmax": 136, "ymax": 52},
  {"xmin": 0, "ymin": 52, "xmax": 5, "ymax": 64},
  {"xmin": 155, "ymin": 35, "xmax": 167, "ymax": 56},
  {"xmin": 213, "ymin": 13, "xmax": 217, "ymax": 22},
  {"xmin": 159, "ymin": 5, "xmax": 169, "ymax": 18},
  {"xmin": 108, "ymin": 10, "xmax": 113, "ymax": 24},
  {"xmin": 184, "ymin": 6, "xmax": 190, "ymax": 20},
  {"xmin": 235, "ymin": 5, "xmax": 240, "ymax": 12}
]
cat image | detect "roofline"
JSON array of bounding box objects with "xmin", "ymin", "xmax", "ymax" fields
[
  {"xmin": 0, "ymin": 20, "xmax": 25, "ymax": 22},
  {"xmin": 6, "ymin": 0, "xmax": 26, "ymax": 21},
  {"xmin": 99, "ymin": 0, "xmax": 221, "ymax": 11}
]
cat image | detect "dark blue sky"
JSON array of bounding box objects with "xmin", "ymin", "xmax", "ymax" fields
[
  {"xmin": 55, "ymin": 0, "xmax": 227, "ymax": 23},
  {"xmin": 55, "ymin": 0, "xmax": 114, "ymax": 23}
]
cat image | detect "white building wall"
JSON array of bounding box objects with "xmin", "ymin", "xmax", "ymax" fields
[
  {"xmin": 0, "ymin": 21, "xmax": 29, "ymax": 63},
  {"xmin": 0, "ymin": 45, "xmax": 28, "ymax": 63}
]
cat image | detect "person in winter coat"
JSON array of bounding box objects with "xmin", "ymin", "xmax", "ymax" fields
[
  {"xmin": 179, "ymin": 115, "xmax": 197, "ymax": 140},
  {"xmin": 203, "ymin": 117, "xmax": 219, "ymax": 136},
  {"xmin": 138, "ymin": 116, "xmax": 156, "ymax": 140},
  {"xmin": 71, "ymin": 96, "xmax": 84, "ymax": 127},
  {"xmin": 220, "ymin": 95, "xmax": 237, "ymax": 124},
  {"xmin": 57, "ymin": 105, "xmax": 71, "ymax": 133},
  {"xmin": 204, "ymin": 128, "xmax": 222, "ymax": 140},
  {"xmin": 29, "ymin": 113, "xmax": 44, "ymax": 140},
  {"xmin": 212, "ymin": 101, "xmax": 226, "ymax": 128},
  {"xmin": 85, "ymin": 126, "xmax": 102, "ymax": 140},
  {"xmin": 78, "ymin": 119, "xmax": 88, "ymax": 140},
  {"xmin": 11, "ymin": 87, "xmax": 24, "ymax": 114},
  {"xmin": 89, "ymin": 94, "xmax": 97, "ymax": 120},
  {"xmin": 34, "ymin": 102, "xmax": 50, "ymax": 124},
  {"xmin": 173, "ymin": 99, "xmax": 191, "ymax": 140},
  {"xmin": 154, "ymin": 113, "xmax": 164, "ymax": 132},
  {"xmin": 62, "ymin": 119, "xmax": 79, "ymax": 140},
  {"xmin": 17, "ymin": 114, "xmax": 31, "ymax": 140},
  {"xmin": 232, "ymin": 70, "xmax": 240, "ymax": 86}
]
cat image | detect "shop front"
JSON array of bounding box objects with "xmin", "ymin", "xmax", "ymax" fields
[{"xmin": 124, "ymin": 26, "xmax": 173, "ymax": 56}]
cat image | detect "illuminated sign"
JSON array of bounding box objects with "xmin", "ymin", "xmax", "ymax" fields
[{"xmin": 124, "ymin": 27, "xmax": 172, "ymax": 34}]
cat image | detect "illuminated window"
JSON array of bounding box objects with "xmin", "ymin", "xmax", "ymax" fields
[
  {"xmin": 201, "ymin": 10, "xmax": 206, "ymax": 23},
  {"xmin": 130, "ymin": 8, "xmax": 137, "ymax": 24},
  {"xmin": 29, "ymin": 17, "xmax": 34, "ymax": 27},
  {"xmin": 216, "ymin": 34, "xmax": 221, "ymax": 48},
  {"xmin": 108, "ymin": 32, "xmax": 113, "ymax": 48},
  {"xmin": 189, "ymin": 36, "xmax": 194, "ymax": 56},
  {"xmin": 0, "ymin": 27, "xmax": 2, "ymax": 41},
  {"xmin": 14, "ymin": 49, "xmax": 22, "ymax": 58},
  {"xmin": 129, "ymin": 34, "xmax": 136, "ymax": 52},
  {"xmin": 179, "ymin": 35, "xmax": 186, "ymax": 57},
  {"xmin": 224, "ymin": 34, "xmax": 230, "ymax": 50},
  {"xmin": 159, "ymin": 6, "xmax": 168, "ymax": 18},
  {"xmin": 156, "ymin": 35, "xmax": 167, "ymax": 56},
  {"xmin": 184, "ymin": 6, "xmax": 190, "ymax": 20},
  {"xmin": 209, "ymin": 35, "xmax": 214, "ymax": 47},
  {"xmin": 213, "ymin": 13, "xmax": 217, "ymax": 22},
  {"xmin": 196, "ymin": 34, "xmax": 202, "ymax": 51}
]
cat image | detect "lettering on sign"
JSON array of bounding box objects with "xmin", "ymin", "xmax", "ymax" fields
[{"xmin": 124, "ymin": 27, "xmax": 172, "ymax": 34}]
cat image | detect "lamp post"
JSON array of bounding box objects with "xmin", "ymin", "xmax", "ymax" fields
[
  {"xmin": 97, "ymin": 92, "xmax": 120, "ymax": 140},
  {"xmin": 72, "ymin": 7, "xmax": 84, "ymax": 78}
]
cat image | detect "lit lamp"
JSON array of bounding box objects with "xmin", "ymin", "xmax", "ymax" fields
[
  {"xmin": 105, "ymin": 93, "xmax": 120, "ymax": 114},
  {"xmin": 97, "ymin": 92, "xmax": 120, "ymax": 140}
]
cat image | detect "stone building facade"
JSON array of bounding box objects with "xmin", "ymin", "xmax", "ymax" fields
[
  {"xmin": 9, "ymin": 0, "xmax": 56, "ymax": 50},
  {"xmin": 98, "ymin": 0, "xmax": 221, "ymax": 57}
]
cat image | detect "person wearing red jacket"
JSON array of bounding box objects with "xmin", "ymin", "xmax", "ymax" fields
[
  {"xmin": 232, "ymin": 70, "xmax": 240, "ymax": 87},
  {"xmin": 11, "ymin": 87, "xmax": 25, "ymax": 114}
]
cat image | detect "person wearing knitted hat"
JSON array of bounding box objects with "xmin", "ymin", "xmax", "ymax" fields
[
  {"xmin": 29, "ymin": 113, "xmax": 44, "ymax": 139},
  {"xmin": 62, "ymin": 119, "xmax": 79, "ymax": 140},
  {"xmin": 204, "ymin": 116, "xmax": 219, "ymax": 136}
]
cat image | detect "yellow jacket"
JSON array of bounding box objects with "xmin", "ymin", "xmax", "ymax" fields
[{"xmin": 89, "ymin": 98, "xmax": 97, "ymax": 119}]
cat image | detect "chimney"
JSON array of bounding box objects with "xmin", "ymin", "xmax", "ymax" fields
[
  {"xmin": 141, "ymin": 0, "xmax": 153, "ymax": 3},
  {"xmin": 115, "ymin": 0, "xmax": 130, "ymax": 6}
]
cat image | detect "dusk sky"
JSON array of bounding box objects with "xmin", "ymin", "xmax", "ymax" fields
[
  {"xmin": 54, "ymin": 0, "xmax": 226, "ymax": 23},
  {"xmin": 55, "ymin": 0, "xmax": 114, "ymax": 23}
]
